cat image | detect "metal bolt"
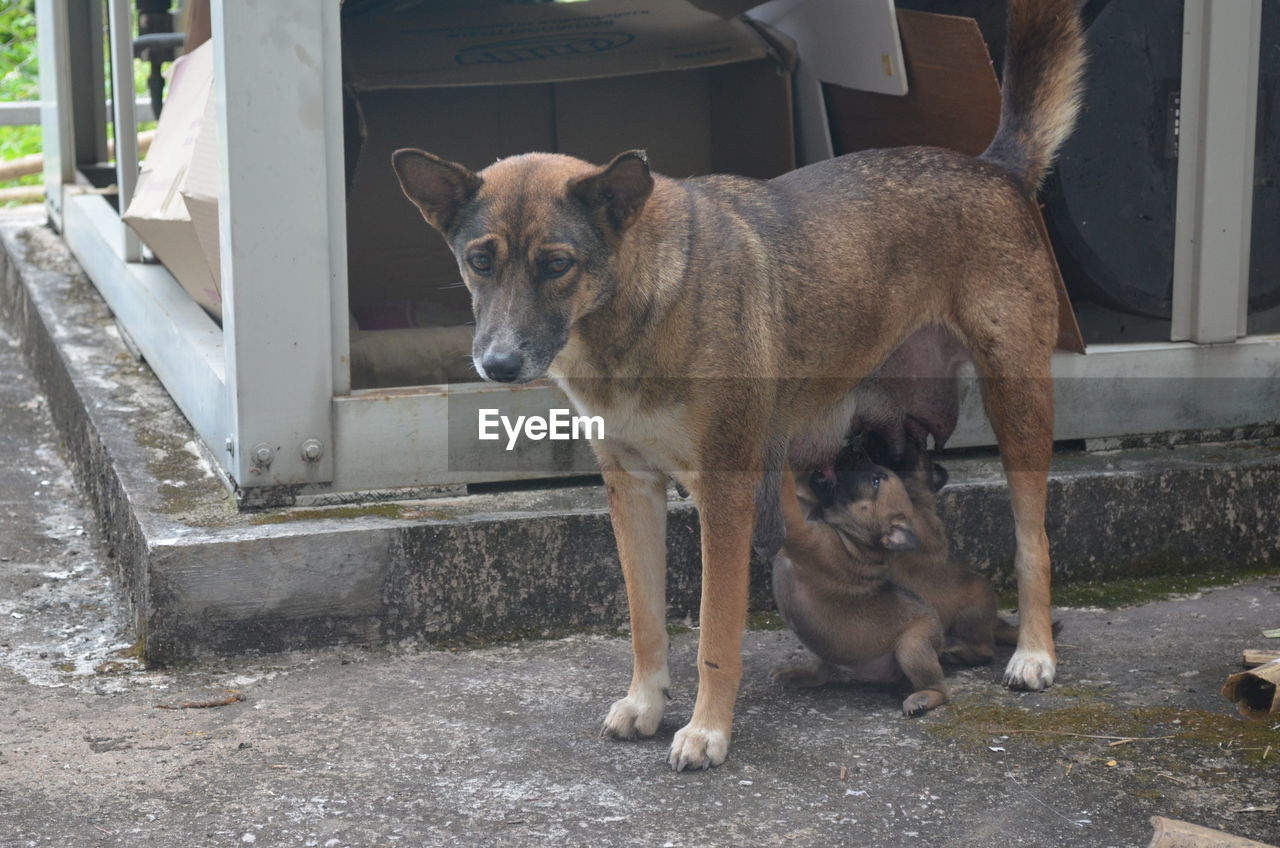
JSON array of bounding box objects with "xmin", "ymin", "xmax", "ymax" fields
[
  {"xmin": 251, "ymin": 443, "xmax": 274, "ymax": 468},
  {"xmin": 300, "ymin": 438, "xmax": 323, "ymax": 463},
  {"xmin": 224, "ymin": 436, "xmax": 234, "ymax": 456}
]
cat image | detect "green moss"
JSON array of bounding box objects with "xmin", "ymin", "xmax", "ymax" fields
[
  {"xmin": 747, "ymin": 610, "xmax": 786, "ymax": 631},
  {"xmin": 927, "ymin": 690, "xmax": 1280, "ymax": 767},
  {"xmin": 115, "ymin": 635, "xmax": 146, "ymax": 663},
  {"xmin": 999, "ymin": 564, "xmax": 1280, "ymax": 610},
  {"xmin": 249, "ymin": 503, "xmax": 410, "ymax": 525},
  {"xmin": 248, "ymin": 503, "xmax": 459, "ymax": 525},
  {"xmin": 666, "ymin": 622, "xmax": 694, "ymax": 637},
  {"xmin": 132, "ymin": 420, "xmax": 238, "ymax": 526},
  {"xmin": 93, "ymin": 660, "xmax": 131, "ymax": 675}
]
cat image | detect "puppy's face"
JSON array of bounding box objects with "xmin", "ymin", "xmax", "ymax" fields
[
  {"xmin": 391, "ymin": 149, "xmax": 653, "ymax": 384},
  {"xmin": 862, "ymin": 432, "xmax": 948, "ymax": 494},
  {"xmin": 809, "ymin": 446, "xmax": 919, "ymax": 551}
]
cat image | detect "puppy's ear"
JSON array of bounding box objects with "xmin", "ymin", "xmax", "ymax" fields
[
  {"xmin": 809, "ymin": 467, "xmax": 837, "ymax": 508},
  {"xmin": 930, "ymin": 462, "xmax": 949, "ymax": 492},
  {"xmin": 391, "ymin": 148, "xmax": 482, "ymax": 233},
  {"xmin": 863, "ymin": 432, "xmax": 894, "ymax": 468},
  {"xmin": 882, "ymin": 524, "xmax": 920, "ymax": 551},
  {"xmin": 568, "ymin": 150, "xmax": 654, "ymax": 233}
]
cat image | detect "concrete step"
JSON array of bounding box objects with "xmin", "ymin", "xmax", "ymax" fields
[{"xmin": 3, "ymin": 217, "xmax": 1279, "ymax": 665}]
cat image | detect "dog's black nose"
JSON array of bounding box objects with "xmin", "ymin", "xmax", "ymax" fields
[{"xmin": 482, "ymin": 349, "xmax": 524, "ymax": 383}]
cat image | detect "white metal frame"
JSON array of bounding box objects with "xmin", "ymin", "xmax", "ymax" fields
[
  {"xmin": 35, "ymin": 0, "xmax": 1279, "ymax": 505},
  {"xmin": 1172, "ymin": 0, "xmax": 1263, "ymax": 343}
]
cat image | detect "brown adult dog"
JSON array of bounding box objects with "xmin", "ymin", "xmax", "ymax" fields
[
  {"xmin": 391, "ymin": 0, "xmax": 1085, "ymax": 770},
  {"xmin": 771, "ymin": 445, "xmax": 951, "ymax": 717}
]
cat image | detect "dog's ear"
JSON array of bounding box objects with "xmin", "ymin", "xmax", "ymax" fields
[
  {"xmin": 882, "ymin": 524, "xmax": 920, "ymax": 551},
  {"xmin": 808, "ymin": 467, "xmax": 837, "ymax": 508},
  {"xmin": 862, "ymin": 432, "xmax": 894, "ymax": 468},
  {"xmin": 930, "ymin": 462, "xmax": 949, "ymax": 492},
  {"xmin": 568, "ymin": 150, "xmax": 654, "ymax": 234},
  {"xmin": 391, "ymin": 148, "xmax": 482, "ymax": 233}
]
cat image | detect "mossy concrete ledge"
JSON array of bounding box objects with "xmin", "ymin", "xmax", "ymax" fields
[{"xmin": 3, "ymin": 218, "xmax": 1279, "ymax": 665}]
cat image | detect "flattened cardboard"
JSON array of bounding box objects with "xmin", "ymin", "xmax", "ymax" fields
[
  {"xmin": 181, "ymin": 94, "xmax": 220, "ymax": 292},
  {"xmin": 821, "ymin": 11, "xmax": 1085, "ymax": 353},
  {"xmin": 122, "ymin": 39, "xmax": 222, "ymax": 317},
  {"xmin": 687, "ymin": 0, "xmax": 772, "ymax": 18},
  {"xmin": 345, "ymin": 0, "xmax": 795, "ymax": 309},
  {"xmin": 343, "ymin": 0, "xmax": 770, "ymax": 90},
  {"xmin": 823, "ymin": 11, "xmax": 999, "ymax": 156}
]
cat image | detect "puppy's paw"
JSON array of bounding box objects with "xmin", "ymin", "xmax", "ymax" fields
[
  {"xmin": 901, "ymin": 689, "xmax": 946, "ymax": 717},
  {"xmin": 769, "ymin": 661, "xmax": 831, "ymax": 688},
  {"xmin": 667, "ymin": 723, "xmax": 729, "ymax": 772},
  {"xmin": 602, "ymin": 689, "xmax": 667, "ymax": 740},
  {"xmin": 902, "ymin": 693, "xmax": 933, "ymax": 717},
  {"xmin": 1003, "ymin": 649, "xmax": 1056, "ymax": 691}
]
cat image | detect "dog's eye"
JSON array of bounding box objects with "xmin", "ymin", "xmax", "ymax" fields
[
  {"xmin": 871, "ymin": 474, "xmax": 882, "ymax": 492},
  {"xmin": 468, "ymin": 254, "xmax": 493, "ymax": 275},
  {"xmin": 542, "ymin": 255, "xmax": 574, "ymax": 278}
]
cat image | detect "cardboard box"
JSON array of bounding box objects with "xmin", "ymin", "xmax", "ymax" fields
[
  {"xmin": 342, "ymin": 0, "xmax": 796, "ymax": 310},
  {"xmin": 181, "ymin": 94, "xmax": 220, "ymax": 291},
  {"xmin": 122, "ymin": 39, "xmax": 222, "ymax": 318}
]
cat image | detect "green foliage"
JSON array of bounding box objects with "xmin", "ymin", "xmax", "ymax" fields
[
  {"xmin": 1, "ymin": 0, "xmax": 41, "ymax": 187},
  {"xmin": 1, "ymin": 0, "xmax": 157, "ymax": 198}
]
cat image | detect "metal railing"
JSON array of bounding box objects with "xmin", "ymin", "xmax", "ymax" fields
[{"xmin": 0, "ymin": 98, "xmax": 153, "ymax": 126}]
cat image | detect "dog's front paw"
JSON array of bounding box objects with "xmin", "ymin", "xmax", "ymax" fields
[
  {"xmin": 667, "ymin": 722, "xmax": 729, "ymax": 772},
  {"xmin": 1003, "ymin": 649, "xmax": 1056, "ymax": 691},
  {"xmin": 602, "ymin": 690, "xmax": 667, "ymax": 740}
]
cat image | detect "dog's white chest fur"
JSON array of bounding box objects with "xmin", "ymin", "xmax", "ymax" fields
[{"xmin": 557, "ymin": 382, "xmax": 696, "ymax": 474}]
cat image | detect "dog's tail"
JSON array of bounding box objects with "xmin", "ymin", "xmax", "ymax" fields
[
  {"xmin": 980, "ymin": 0, "xmax": 1086, "ymax": 194},
  {"xmin": 994, "ymin": 616, "xmax": 1064, "ymax": 646}
]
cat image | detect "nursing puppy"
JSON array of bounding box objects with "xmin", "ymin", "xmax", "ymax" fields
[
  {"xmin": 771, "ymin": 444, "xmax": 950, "ymax": 717},
  {"xmin": 868, "ymin": 436, "xmax": 1059, "ymax": 664},
  {"xmin": 391, "ymin": 0, "xmax": 1085, "ymax": 769}
]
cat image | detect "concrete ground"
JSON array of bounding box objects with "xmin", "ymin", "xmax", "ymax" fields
[{"xmin": 2, "ymin": 306, "xmax": 1279, "ymax": 847}]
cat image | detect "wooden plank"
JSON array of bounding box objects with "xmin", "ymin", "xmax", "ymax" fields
[
  {"xmin": 1148, "ymin": 816, "xmax": 1278, "ymax": 848},
  {"xmin": 1244, "ymin": 649, "xmax": 1280, "ymax": 668}
]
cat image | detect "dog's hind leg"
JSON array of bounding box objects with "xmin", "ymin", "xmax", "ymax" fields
[
  {"xmin": 600, "ymin": 464, "xmax": 672, "ymax": 740},
  {"xmin": 961, "ymin": 302, "xmax": 1057, "ymax": 691},
  {"xmin": 940, "ymin": 576, "xmax": 998, "ymax": 666},
  {"xmin": 771, "ymin": 656, "xmax": 836, "ymax": 688}
]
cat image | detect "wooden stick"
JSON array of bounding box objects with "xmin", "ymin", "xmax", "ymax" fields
[
  {"xmin": 0, "ymin": 186, "xmax": 42, "ymax": 205},
  {"xmin": 154, "ymin": 691, "xmax": 245, "ymax": 710},
  {"xmin": 0, "ymin": 130, "xmax": 156, "ymax": 183},
  {"xmin": 185, "ymin": 0, "xmax": 211, "ymax": 50},
  {"xmin": 980, "ymin": 726, "xmax": 1174, "ymax": 744},
  {"xmin": 1148, "ymin": 816, "xmax": 1278, "ymax": 848},
  {"xmin": 1244, "ymin": 649, "xmax": 1280, "ymax": 668}
]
